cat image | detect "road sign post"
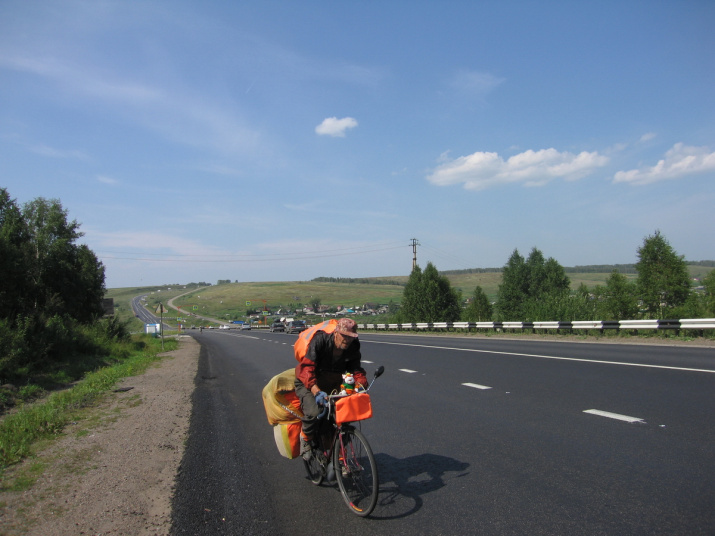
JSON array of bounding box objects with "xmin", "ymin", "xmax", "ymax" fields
[{"xmin": 155, "ymin": 303, "xmax": 166, "ymax": 350}]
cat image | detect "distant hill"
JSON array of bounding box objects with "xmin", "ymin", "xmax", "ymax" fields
[
  {"xmin": 440, "ymin": 261, "xmax": 715, "ymax": 276},
  {"xmin": 305, "ymin": 262, "xmax": 714, "ymax": 301},
  {"xmin": 108, "ymin": 262, "xmax": 713, "ymax": 320}
]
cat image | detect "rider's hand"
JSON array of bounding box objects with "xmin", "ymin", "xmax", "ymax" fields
[{"xmin": 315, "ymin": 391, "xmax": 328, "ymax": 407}]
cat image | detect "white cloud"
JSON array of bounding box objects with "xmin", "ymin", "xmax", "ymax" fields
[
  {"xmin": 427, "ymin": 148, "xmax": 609, "ymax": 191},
  {"xmin": 640, "ymin": 132, "xmax": 657, "ymax": 142},
  {"xmin": 315, "ymin": 116, "xmax": 358, "ymax": 137},
  {"xmin": 613, "ymin": 143, "xmax": 715, "ymax": 185}
]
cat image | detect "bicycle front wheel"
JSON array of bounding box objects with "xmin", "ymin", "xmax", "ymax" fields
[{"xmin": 333, "ymin": 428, "xmax": 378, "ymax": 516}]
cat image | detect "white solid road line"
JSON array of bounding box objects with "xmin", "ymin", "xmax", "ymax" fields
[
  {"xmin": 462, "ymin": 382, "xmax": 492, "ymax": 390},
  {"xmin": 583, "ymin": 409, "xmax": 646, "ymax": 423},
  {"xmin": 362, "ymin": 340, "xmax": 714, "ymax": 374}
]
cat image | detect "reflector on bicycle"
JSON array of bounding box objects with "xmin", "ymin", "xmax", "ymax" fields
[{"xmin": 335, "ymin": 393, "xmax": 373, "ymax": 424}]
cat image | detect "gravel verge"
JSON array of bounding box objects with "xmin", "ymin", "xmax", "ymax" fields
[{"xmin": 0, "ymin": 336, "xmax": 199, "ymax": 536}]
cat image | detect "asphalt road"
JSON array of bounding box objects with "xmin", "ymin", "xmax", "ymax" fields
[{"xmin": 170, "ymin": 330, "xmax": 715, "ymax": 535}]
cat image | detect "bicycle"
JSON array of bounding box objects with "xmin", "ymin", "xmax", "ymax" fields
[{"xmin": 303, "ymin": 366, "xmax": 385, "ymax": 517}]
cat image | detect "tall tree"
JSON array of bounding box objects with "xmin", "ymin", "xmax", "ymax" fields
[
  {"xmin": 0, "ymin": 188, "xmax": 30, "ymax": 320},
  {"xmin": 420, "ymin": 263, "xmax": 462, "ymax": 322},
  {"xmin": 397, "ymin": 264, "xmax": 422, "ymax": 322},
  {"xmin": 497, "ymin": 247, "xmax": 570, "ymax": 321},
  {"xmin": 635, "ymin": 231, "xmax": 691, "ymax": 318},
  {"xmin": 22, "ymin": 197, "xmax": 105, "ymax": 323},
  {"xmin": 602, "ymin": 270, "xmax": 639, "ymax": 320},
  {"xmin": 463, "ymin": 285, "xmax": 493, "ymax": 322},
  {"xmin": 703, "ymin": 270, "xmax": 715, "ymax": 315},
  {"xmin": 496, "ymin": 249, "xmax": 527, "ymax": 320},
  {"xmin": 399, "ymin": 262, "xmax": 461, "ymax": 322}
]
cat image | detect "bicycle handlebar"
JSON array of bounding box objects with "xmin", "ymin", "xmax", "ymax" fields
[{"xmin": 315, "ymin": 365, "xmax": 384, "ymax": 420}]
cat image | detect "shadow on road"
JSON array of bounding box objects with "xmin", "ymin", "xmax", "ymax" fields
[{"xmin": 371, "ymin": 452, "xmax": 469, "ymax": 520}]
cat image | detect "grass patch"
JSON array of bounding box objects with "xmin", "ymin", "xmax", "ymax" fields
[
  {"xmin": 1, "ymin": 461, "xmax": 46, "ymax": 493},
  {"xmin": 0, "ymin": 336, "xmax": 177, "ymax": 471}
]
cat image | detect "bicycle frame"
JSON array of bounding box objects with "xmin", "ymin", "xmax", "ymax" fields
[{"xmin": 303, "ymin": 366, "xmax": 384, "ymax": 516}]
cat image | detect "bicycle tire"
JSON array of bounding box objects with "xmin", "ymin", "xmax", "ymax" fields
[
  {"xmin": 333, "ymin": 428, "xmax": 379, "ymax": 516},
  {"xmin": 303, "ymin": 451, "xmax": 324, "ymax": 485}
]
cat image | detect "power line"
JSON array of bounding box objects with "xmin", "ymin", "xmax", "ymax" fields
[
  {"xmin": 98, "ymin": 244, "xmax": 407, "ymax": 263},
  {"xmin": 96, "ymin": 240, "xmax": 407, "ymax": 259},
  {"xmin": 419, "ymin": 242, "xmax": 477, "ymax": 270}
]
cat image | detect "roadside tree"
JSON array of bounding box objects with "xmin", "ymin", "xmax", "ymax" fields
[
  {"xmin": 0, "ymin": 189, "xmax": 29, "ymax": 321},
  {"xmin": 497, "ymin": 248, "xmax": 570, "ymax": 321},
  {"xmin": 463, "ymin": 286, "xmax": 493, "ymax": 322},
  {"xmin": 1, "ymin": 192, "xmax": 107, "ymax": 377},
  {"xmin": 399, "ymin": 262, "xmax": 461, "ymax": 322},
  {"xmin": 703, "ymin": 270, "xmax": 715, "ymax": 315},
  {"xmin": 635, "ymin": 231, "xmax": 691, "ymax": 318},
  {"xmin": 602, "ymin": 270, "xmax": 639, "ymax": 320},
  {"xmin": 495, "ymin": 249, "xmax": 528, "ymax": 320}
]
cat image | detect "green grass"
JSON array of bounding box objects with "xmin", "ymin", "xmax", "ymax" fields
[
  {"xmin": 0, "ymin": 336, "xmax": 177, "ymax": 472},
  {"xmin": 106, "ymin": 264, "xmax": 713, "ymax": 328}
]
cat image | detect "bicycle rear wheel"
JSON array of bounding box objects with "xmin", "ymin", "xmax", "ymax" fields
[
  {"xmin": 333, "ymin": 428, "xmax": 378, "ymax": 516},
  {"xmin": 303, "ymin": 450, "xmax": 324, "ymax": 485}
]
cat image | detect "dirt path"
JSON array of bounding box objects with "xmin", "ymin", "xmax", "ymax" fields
[{"xmin": 0, "ymin": 336, "xmax": 199, "ymax": 536}]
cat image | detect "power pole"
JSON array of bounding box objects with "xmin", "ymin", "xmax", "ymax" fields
[{"xmin": 410, "ymin": 238, "xmax": 420, "ymax": 270}]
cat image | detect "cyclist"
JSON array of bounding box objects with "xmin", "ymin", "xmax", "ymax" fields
[{"xmin": 295, "ymin": 318, "xmax": 367, "ymax": 460}]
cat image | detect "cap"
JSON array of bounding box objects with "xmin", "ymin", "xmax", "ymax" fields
[{"xmin": 335, "ymin": 317, "xmax": 358, "ymax": 338}]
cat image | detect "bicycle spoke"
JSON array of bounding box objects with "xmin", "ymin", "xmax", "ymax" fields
[{"xmin": 333, "ymin": 429, "xmax": 378, "ymax": 516}]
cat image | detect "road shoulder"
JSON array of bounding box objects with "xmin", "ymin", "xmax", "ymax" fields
[{"xmin": 0, "ymin": 336, "xmax": 199, "ymax": 536}]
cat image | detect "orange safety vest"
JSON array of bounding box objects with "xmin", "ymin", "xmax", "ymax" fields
[{"xmin": 293, "ymin": 318, "xmax": 339, "ymax": 362}]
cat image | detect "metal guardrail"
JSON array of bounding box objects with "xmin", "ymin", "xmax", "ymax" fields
[{"xmin": 357, "ymin": 318, "xmax": 715, "ymax": 333}]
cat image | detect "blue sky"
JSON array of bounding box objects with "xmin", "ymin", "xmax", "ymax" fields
[{"xmin": 1, "ymin": 1, "xmax": 713, "ymax": 289}]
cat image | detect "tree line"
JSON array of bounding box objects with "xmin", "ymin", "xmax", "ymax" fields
[
  {"xmin": 397, "ymin": 231, "xmax": 715, "ymax": 324},
  {"xmin": 311, "ymin": 276, "xmax": 405, "ymax": 286},
  {"xmin": 0, "ymin": 188, "xmax": 118, "ymax": 381}
]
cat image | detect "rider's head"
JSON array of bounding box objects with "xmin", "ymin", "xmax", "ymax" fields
[{"xmin": 335, "ymin": 318, "xmax": 358, "ymax": 348}]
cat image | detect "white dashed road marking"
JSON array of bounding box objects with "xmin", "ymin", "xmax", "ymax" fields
[
  {"xmin": 583, "ymin": 409, "xmax": 646, "ymax": 423},
  {"xmin": 399, "ymin": 369, "xmax": 418, "ymax": 373},
  {"xmin": 462, "ymin": 382, "xmax": 492, "ymax": 390}
]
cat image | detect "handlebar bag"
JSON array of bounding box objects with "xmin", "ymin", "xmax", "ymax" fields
[{"xmin": 335, "ymin": 393, "xmax": 372, "ymax": 424}]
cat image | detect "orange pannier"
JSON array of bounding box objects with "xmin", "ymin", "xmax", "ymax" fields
[
  {"xmin": 335, "ymin": 393, "xmax": 373, "ymax": 424},
  {"xmin": 262, "ymin": 368, "xmax": 304, "ymax": 459}
]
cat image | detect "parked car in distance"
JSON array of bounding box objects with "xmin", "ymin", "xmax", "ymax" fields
[
  {"xmin": 285, "ymin": 320, "xmax": 307, "ymax": 334},
  {"xmin": 269, "ymin": 321, "xmax": 285, "ymax": 332},
  {"xmin": 240, "ymin": 323, "xmax": 252, "ymax": 330}
]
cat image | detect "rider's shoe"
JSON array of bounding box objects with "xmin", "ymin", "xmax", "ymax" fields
[{"xmin": 300, "ymin": 437, "xmax": 314, "ymax": 461}]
